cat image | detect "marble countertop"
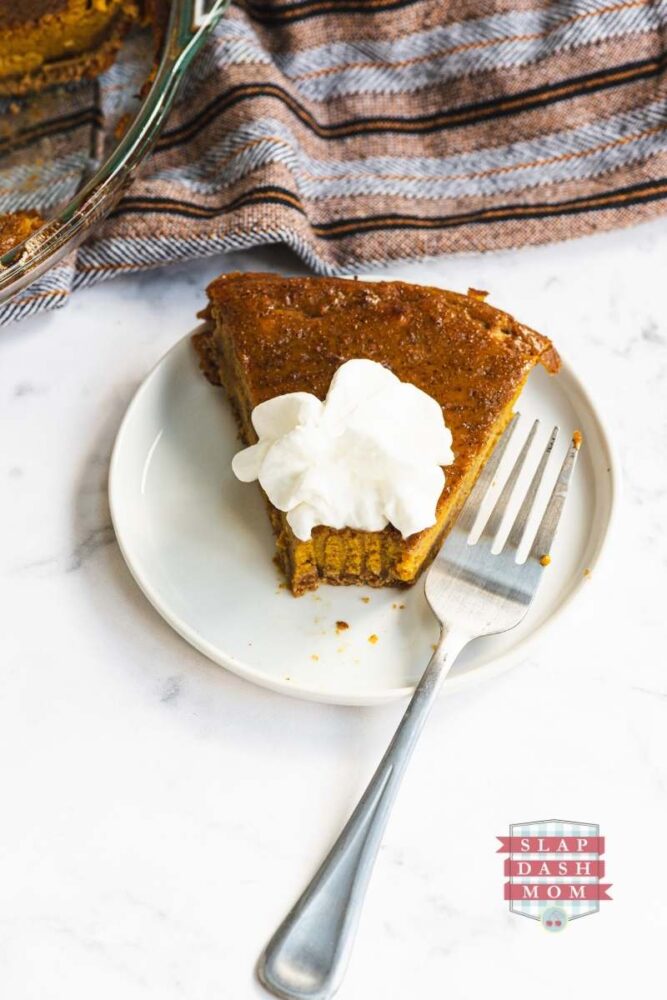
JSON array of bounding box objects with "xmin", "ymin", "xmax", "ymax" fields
[{"xmin": 2, "ymin": 219, "xmax": 666, "ymax": 999}]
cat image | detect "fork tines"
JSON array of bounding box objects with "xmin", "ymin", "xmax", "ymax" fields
[{"xmin": 459, "ymin": 415, "xmax": 581, "ymax": 565}]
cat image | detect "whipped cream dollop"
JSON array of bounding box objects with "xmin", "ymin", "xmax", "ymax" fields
[{"xmin": 232, "ymin": 359, "xmax": 454, "ymax": 541}]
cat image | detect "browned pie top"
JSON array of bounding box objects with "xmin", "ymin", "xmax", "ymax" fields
[
  {"xmin": 0, "ymin": 1, "xmax": 68, "ymax": 31},
  {"xmin": 207, "ymin": 270, "xmax": 557, "ymax": 417},
  {"xmin": 204, "ymin": 272, "xmax": 559, "ymax": 519}
]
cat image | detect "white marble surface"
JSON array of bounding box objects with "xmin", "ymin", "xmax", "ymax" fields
[{"xmin": 2, "ymin": 220, "xmax": 667, "ymax": 999}]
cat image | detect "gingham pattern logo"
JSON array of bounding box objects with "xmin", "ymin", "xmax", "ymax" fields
[{"xmin": 499, "ymin": 819, "xmax": 612, "ymax": 925}]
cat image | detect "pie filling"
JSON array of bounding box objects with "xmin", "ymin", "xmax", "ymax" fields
[{"xmin": 0, "ymin": 0, "xmax": 140, "ymax": 94}]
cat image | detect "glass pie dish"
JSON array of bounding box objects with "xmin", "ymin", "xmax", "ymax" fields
[{"xmin": 0, "ymin": 0, "xmax": 229, "ymax": 307}]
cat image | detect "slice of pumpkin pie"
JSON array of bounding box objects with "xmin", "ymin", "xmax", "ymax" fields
[{"xmin": 193, "ymin": 273, "xmax": 559, "ymax": 596}]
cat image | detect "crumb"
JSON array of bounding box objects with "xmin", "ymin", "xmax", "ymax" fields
[
  {"xmin": 285, "ymin": 676, "xmax": 291, "ymax": 681},
  {"xmin": 368, "ymin": 634, "xmax": 379, "ymax": 645},
  {"xmin": 392, "ymin": 602, "xmax": 398, "ymax": 609},
  {"xmin": 310, "ymin": 654, "xmax": 319, "ymax": 662},
  {"xmin": 314, "ymin": 595, "xmax": 322, "ymax": 602},
  {"xmin": 399, "ymin": 603, "xmax": 405, "ymax": 610},
  {"xmin": 583, "ymin": 567, "xmax": 592, "ymax": 580},
  {"xmin": 572, "ymin": 430, "xmax": 583, "ymax": 450},
  {"xmin": 360, "ymin": 596, "xmax": 370, "ymax": 603},
  {"xmin": 278, "ymin": 582, "xmax": 287, "ymax": 589},
  {"xmin": 336, "ymin": 620, "xmax": 349, "ymax": 633},
  {"xmin": 468, "ymin": 287, "xmax": 489, "ymax": 300},
  {"xmin": 431, "ymin": 643, "xmax": 438, "ymax": 652},
  {"xmin": 539, "ymin": 554, "xmax": 551, "ymax": 567}
]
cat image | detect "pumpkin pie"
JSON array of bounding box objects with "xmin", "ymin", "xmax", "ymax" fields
[
  {"xmin": 0, "ymin": 210, "xmax": 44, "ymax": 255},
  {"xmin": 193, "ymin": 273, "xmax": 559, "ymax": 595},
  {"xmin": 0, "ymin": 0, "xmax": 141, "ymax": 95}
]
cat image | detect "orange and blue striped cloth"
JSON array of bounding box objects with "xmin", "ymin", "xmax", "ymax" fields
[{"xmin": 2, "ymin": 0, "xmax": 667, "ymax": 323}]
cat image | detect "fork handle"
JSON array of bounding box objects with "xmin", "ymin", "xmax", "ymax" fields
[{"xmin": 258, "ymin": 627, "xmax": 469, "ymax": 1000}]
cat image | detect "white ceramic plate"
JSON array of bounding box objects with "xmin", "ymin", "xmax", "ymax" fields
[{"xmin": 110, "ymin": 328, "xmax": 617, "ymax": 706}]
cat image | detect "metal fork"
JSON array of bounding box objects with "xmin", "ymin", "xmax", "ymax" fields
[{"xmin": 258, "ymin": 414, "xmax": 580, "ymax": 1000}]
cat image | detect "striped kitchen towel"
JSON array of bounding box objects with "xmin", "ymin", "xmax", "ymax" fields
[{"xmin": 2, "ymin": 0, "xmax": 667, "ymax": 324}]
